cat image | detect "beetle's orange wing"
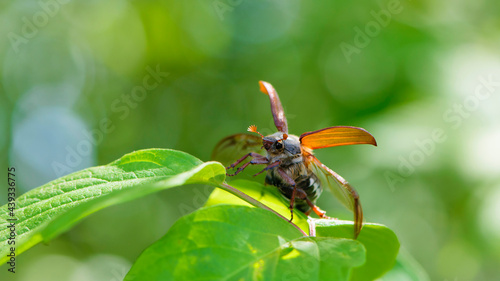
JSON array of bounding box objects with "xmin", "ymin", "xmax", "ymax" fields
[
  {"xmin": 300, "ymin": 126, "xmax": 377, "ymax": 149},
  {"xmin": 211, "ymin": 133, "xmax": 265, "ymax": 167},
  {"xmin": 300, "ymin": 126, "xmax": 376, "ymax": 238},
  {"xmin": 306, "ymin": 154, "xmax": 363, "ymax": 239}
]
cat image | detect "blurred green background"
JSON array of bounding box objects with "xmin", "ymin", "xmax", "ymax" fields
[{"xmin": 1, "ymin": 0, "xmax": 499, "ymax": 280}]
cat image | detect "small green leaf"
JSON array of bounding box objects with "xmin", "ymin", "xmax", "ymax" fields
[
  {"xmin": 125, "ymin": 205, "xmax": 366, "ymax": 281},
  {"xmin": 0, "ymin": 149, "xmax": 226, "ymax": 264},
  {"xmin": 314, "ymin": 220, "xmax": 400, "ymax": 281}
]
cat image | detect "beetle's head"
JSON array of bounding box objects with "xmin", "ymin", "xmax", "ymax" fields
[{"xmin": 248, "ymin": 125, "xmax": 287, "ymax": 151}]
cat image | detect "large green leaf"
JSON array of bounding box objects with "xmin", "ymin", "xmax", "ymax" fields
[
  {"xmin": 206, "ymin": 179, "xmax": 400, "ymax": 281},
  {"xmin": 0, "ymin": 149, "xmax": 226, "ymax": 264},
  {"xmin": 125, "ymin": 205, "xmax": 366, "ymax": 281}
]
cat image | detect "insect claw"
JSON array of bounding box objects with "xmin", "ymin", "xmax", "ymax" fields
[{"xmin": 253, "ymin": 168, "xmax": 267, "ymax": 177}]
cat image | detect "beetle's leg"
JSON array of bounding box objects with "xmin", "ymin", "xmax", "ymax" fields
[
  {"xmin": 227, "ymin": 152, "xmax": 265, "ymax": 170},
  {"xmin": 296, "ymin": 189, "xmax": 329, "ymax": 219},
  {"xmin": 253, "ymin": 160, "xmax": 280, "ymax": 176},
  {"xmin": 311, "ymin": 205, "xmax": 329, "ymax": 218},
  {"xmin": 277, "ymin": 168, "xmax": 297, "ymax": 222},
  {"xmin": 226, "ymin": 154, "xmax": 268, "ymax": 176}
]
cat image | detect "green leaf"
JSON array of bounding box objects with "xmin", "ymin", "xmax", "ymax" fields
[
  {"xmin": 314, "ymin": 220, "xmax": 400, "ymax": 281},
  {"xmin": 1, "ymin": 147, "xmax": 399, "ymax": 281},
  {"xmin": 125, "ymin": 205, "xmax": 366, "ymax": 281},
  {"xmin": 0, "ymin": 149, "xmax": 226, "ymax": 264},
  {"xmin": 206, "ymin": 179, "xmax": 399, "ymax": 281}
]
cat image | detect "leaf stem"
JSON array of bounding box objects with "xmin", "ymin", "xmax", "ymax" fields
[
  {"xmin": 218, "ymin": 182, "xmax": 308, "ymax": 236},
  {"xmin": 307, "ymin": 218, "xmax": 317, "ymax": 237}
]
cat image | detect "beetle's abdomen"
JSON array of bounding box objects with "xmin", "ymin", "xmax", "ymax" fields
[{"xmin": 265, "ymin": 165, "xmax": 322, "ymax": 213}]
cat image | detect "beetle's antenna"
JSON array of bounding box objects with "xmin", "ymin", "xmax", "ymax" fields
[{"xmin": 247, "ymin": 125, "xmax": 264, "ymax": 138}]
